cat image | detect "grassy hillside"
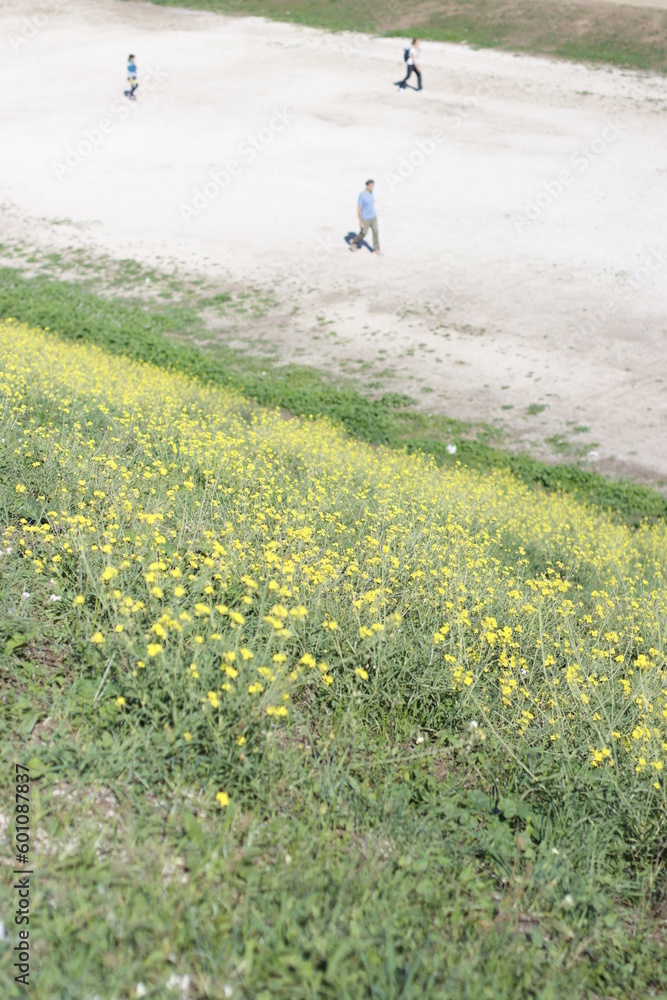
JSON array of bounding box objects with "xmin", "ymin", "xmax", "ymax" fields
[
  {"xmin": 145, "ymin": 0, "xmax": 667, "ymax": 74},
  {"xmin": 1, "ymin": 318, "xmax": 666, "ymax": 997},
  {"xmin": 1, "ymin": 267, "xmax": 665, "ymax": 526}
]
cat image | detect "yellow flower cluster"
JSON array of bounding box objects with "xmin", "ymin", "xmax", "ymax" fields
[{"xmin": 1, "ymin": 320, "xmax": 666, "ymax": 795}]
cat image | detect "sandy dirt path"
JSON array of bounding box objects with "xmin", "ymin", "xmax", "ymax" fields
[
  {"xmin": 1, "ymin": 0, "xmax": 666, "ymax": 484},
  {"xmin": 585, "ymin": 0, "xmax": 667, "ymax": 8}
]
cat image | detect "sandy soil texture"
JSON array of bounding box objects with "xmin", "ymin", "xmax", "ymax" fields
[
  {"xmin": 2, "ymin": 0, "xmax": 666, "ymax": 483},
  {"xmin": 585, "ymin": 0, "xmax": 667, "ymax": 8}
]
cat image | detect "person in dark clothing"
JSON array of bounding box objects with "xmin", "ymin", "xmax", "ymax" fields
[{"xmin": 398, "ymin": 39, "xmax": 422, "ymax": 92}]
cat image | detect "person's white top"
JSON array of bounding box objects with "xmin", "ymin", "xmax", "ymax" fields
[{"xmin": 408, "ymin": 44, "xmax": 420, "ymax": 66}]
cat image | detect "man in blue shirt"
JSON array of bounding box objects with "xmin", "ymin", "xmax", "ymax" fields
[
  {"xmin": 124, "ymin": 54, "xmax": 138, "ymax": 100},
  {"xmin": 350, "ymin": 180, "xmax": 381, "ymax": 255}
]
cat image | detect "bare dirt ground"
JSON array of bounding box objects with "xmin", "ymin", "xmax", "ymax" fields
[
  {"xmin": 2, "ymin": 0, "xmax": 666, "ymax": 484},
  {"xmin": 591, "ymin": 0, "xmax": 667, "ymax": 7}
]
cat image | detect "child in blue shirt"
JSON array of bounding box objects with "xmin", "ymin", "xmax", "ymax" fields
[{"xmin": 124, "ymin": 54, "xmax": 138, "ymax": 100}]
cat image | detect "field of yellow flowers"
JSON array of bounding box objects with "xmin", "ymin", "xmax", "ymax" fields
[{"xmin": 2, "ymin": 316, "xmax": 666, "ymax": 998}]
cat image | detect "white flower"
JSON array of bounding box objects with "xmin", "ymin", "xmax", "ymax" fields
[
  {"xmin": 136, "ymin": 986, "xmax": 148, "ymax": 998},
  {"xmin": 21, "ymin": 591, "xmax": 30, "ymax": 601},
  {"xmin": 446, "ymin": 443, "xmax": 457, "ymax": 455},
  {"xmin": 48, "ymin": 594, "xmax": 62, "ymax": 603},
  {"xmin": 416, "ymin": 735, "xmax": 425, "ymax": 744},
  {"xmin": 469, "ymin": 720, "xmax": 478, "ymax": 729},
  {"xmin": 166, "ymin": 974, "xmax": 191, "ymax": 997}
]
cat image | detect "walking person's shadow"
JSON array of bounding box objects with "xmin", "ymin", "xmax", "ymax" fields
[{"xmin": 344, "ymin": 231, "xmax": 374, "ymax": 253}]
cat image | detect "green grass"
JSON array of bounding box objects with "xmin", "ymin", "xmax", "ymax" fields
[
  {"xmin": 142, "ymin": 0, "xmax": 667, "ymax": 74},
  {"xmin": 1, "ymin": 356, "xmax": 666, "ymax": 997},
  {"xmin": 0, "ymin": 266, "xmax": 665, "ymax": 526},
  {"xmin": 4, "ymin": 627, "xmax": 666, "ymax": 999}
]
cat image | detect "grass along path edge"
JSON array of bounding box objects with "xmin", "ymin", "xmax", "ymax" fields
[
  {"xmin": 0, "ymin": 265, "xmax": 665, "ymax": 524},
  {"xmin": 146, "ymin": 0, "xmax": 667, "ymax": 75}
]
